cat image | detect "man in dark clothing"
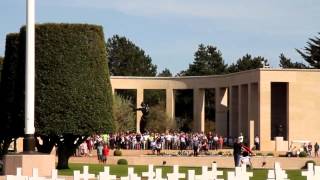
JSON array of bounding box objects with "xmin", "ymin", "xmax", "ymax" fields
[{"xmin": 233, "ymin": 138, "xmax": 242, "ymax": 167}]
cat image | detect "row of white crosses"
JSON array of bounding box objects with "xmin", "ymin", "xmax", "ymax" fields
[
  {"xmin": 5, "ymin": 164, "xmax": 247, "ymax": 180},
  {"xmin": 267, "ymin": 162, "xmax": 289, "ymax": 180},
  {"xmin": 6, "ymin": 168, "xmax": 64, "ymax": 180},
  {"xmin": 13, "ymin": 162, "xmax": 319, "ymax": 180},
  {"xmin": 301, "ymin": 163, "xmax": 320, "ymax": 180}
]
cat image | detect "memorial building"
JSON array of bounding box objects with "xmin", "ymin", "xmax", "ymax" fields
[{"xmin": 110, "ymin": 68, "xmax": 320, "ymax": 151}]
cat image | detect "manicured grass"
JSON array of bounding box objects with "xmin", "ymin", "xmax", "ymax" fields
[{"xmin": 59, "ymin": 163, "xmax": 306, "ymax": 180}]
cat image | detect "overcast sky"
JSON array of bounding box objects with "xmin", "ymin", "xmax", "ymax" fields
[{"xmin": 0, "ymin": 0, "xmax": 319, "ymax": 74}]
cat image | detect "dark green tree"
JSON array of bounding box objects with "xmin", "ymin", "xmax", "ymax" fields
[
  {"xmin": 182, "ymin": 44, "xmax": 227, "ymax": 76},
  {"xmin": 178, "ymin": 44, "xmax": 227, "ymax": 131},
  {"xmin": 107, "ymin": 35, "xmax": 157, "ymax": 76},
  {"xmin": 228, "ymin": 54, "xmax": 268, "ymax": 73},
  {"xmin": 1, "ymin": 24, "xmax": 114, "ymax": 169},
  {"xmin": 113, "ymin": 95, "xmax": 135, "ymax": 132},
  {"xmin": 279, "ymin": 53, "xmax": 307, "ymax": 68},
  {"xmin": 0, "ymin": 34, "xmax": 24, "ymax": 156},
  {"xmin": 296, "ymin": 33, "xmax": 320, "ymax": 68},
  {"xmin": 158, "ymin": 68, "xmax": 172, "ymax": 77},
  {"xmin": 0, "ymin": 56, "xmax": 3, "ymax": 76}
]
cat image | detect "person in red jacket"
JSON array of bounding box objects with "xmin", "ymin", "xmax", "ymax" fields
[
  {"xmin": 102, "ymin": 144, "xmax": 110, "ymax": 164},
  {"xmin": 240, "ymin": 144, "xmax": 255, "ymax": 168}
]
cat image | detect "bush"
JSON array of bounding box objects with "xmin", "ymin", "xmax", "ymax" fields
[
  {"xmin": 266, "ymin": 152, "xmax": 274, "ymax": 156},
  {"xmin": 302, "ymin": 160, "xmax": 316, "ymax": 169},
  {"xmin": 117, "ymin": 159, "xmax": 128, "ymax": 165},
  {"xmin": 217, "ymin": 151, "xmax": 223, "ymax": 156},
  {"xmin": 114, "ymin": 149, "xmax": 122, "ymax": 156},
  {"xmin": 256, "ymin": 152, "xmax": 263, "ymax": 156},
  {"xmin": 299, "ymin": 151, "xmax": 308, "ymax": 157}
]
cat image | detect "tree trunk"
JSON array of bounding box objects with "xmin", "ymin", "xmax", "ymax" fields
[
  {"xmin": 56, "ymin": 145, "xmax": 72, "ymax": 169},
  {"xmin": 56, "ymin": 134, "xmax": 84, "ymax": 169}
]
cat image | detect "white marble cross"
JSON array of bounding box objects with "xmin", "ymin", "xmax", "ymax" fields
[
  {"xmin": 45, "ymin": 169, "xmax": 64, "ymax": 180},
  {"xmin": 187, "ymin": 170, "xmax": 196, "ymax": 180},
  {"xmin": 302, "ymin": 163, "xmax": 320, "ymax": 180},
  {"xmin": 154, "ymin": 168, "xmax": 166, "ymax": 180},
  {"xmin": 73, "ymin": 166, "xmax": 95, "ymax": 180},
  {"xmin": 167, "ymin": 165, "xmax": 185, "ymax": 180},
  {"xmin": 142, "ymin": 165, "xmax": 155, "ymax": 180},
  {"xmin": 227, "ymin": 165, "xmax": 253, "ymax": 180},
  {"xmin": 120, "ymin": 167, "xmax": 141, "ymax": 180},
  {"xmin": 6, "ymin": 168, "xmax": 28, "ymax": 180},
  {"xmin": 98, "ymin": 167, "xmax": 116, "ymax": 180},
  {"xmin": 29, "ymin": 168, "xmax": 45, "ymax": 180},
  {"xmin": 209, "ymin": 163, "xmax": 223, "ymax": 180},
  {"xmin": 267, "ymin": 162, "xmax": 289, "ymax": 180}
]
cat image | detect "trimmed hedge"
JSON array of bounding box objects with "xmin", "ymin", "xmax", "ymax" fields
[
  {"xmin": 17, "ymin": 24, "xmax": 115, "ymax": 135},
  {"xmin": 299, "ymin": 151, "xmax": 308, "ymax": 157},
  {"xmin": 117, "ymin": 159, "xmax": 128, "ymax": 165},
  {"xmin": 0, "ymin": 33, "xmax": 24, "ymax": 138},
  {"xmin": 0, "ymin": 24, "xmax": 114, "ymax": 163},
  {"xmin": 114, "ymin": 149, "xmax": 122, "ymax": 156}
]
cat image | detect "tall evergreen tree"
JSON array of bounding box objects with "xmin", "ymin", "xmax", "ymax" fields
[
  {"xmin": 158, "ymin": 68, "xmax": 172, "ymax": 77},
  {"xmin": 279, "ymin": 53, "xmax": 307, "ymax": 69},
  {"xmin": 0, "ymin": 24, "xmax": 114, "ymax": 169},
  {"xmin": 296, "ymin": 33, "xmax": 320, "ymax": 68},
  {"xmin": 182, "ymin": 44, "xmax": 227, "ymax": 76},
  {"xmin": 0, "ymin": 34, "xmax": 23, "ymax": 156},
  {"xmin": 228, "ymin": 54, "xmax": 268, "ymax": 73},
  {"xmin": 107, "ymin": 35, "xmax": 157, "ymax": 76}
]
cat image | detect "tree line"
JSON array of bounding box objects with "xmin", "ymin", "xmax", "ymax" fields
[{"xmin": 107, "ymin": 33, "xmax": 320, "ymax": 78}]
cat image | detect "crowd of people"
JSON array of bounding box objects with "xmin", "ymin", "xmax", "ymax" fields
[{"xmin": 77, "ymin": 131, "xmax": 240, "ymax": 155}]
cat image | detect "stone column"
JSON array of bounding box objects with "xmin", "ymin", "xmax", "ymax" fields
[
  {"xmin": 248, "ymin": 83, "xmax": 259, "ymax": 149},
  {"xmin": 215, "ymin": 87, "xmax": 228, "ymax": 136},
  {"xmin": 259, "ymin": 82, "xmax": 272, "ymax": 150},
  {"xmin": 229, "ymin": 86, "xmax": 239, "ymax": 137},
  {"xmin": 193, "ymin": 88, "xmax": 205, "ymax": 132},
  {"xmin": 239, "ymin": 84, "xmax": 249, "ymax": 142},
  {"xmin": 166, "ymin": 88, "xmax": 175, "ymax": 123},
  {"xmin": 136, "ymin": 89, "xmax": 144, "ymax": 133}
]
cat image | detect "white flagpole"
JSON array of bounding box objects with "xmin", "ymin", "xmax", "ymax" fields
[{"xmin": 24, "ymin": 0, "xmax": 36, "ymax": 152}]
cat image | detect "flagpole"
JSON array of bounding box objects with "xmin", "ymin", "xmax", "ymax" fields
[{"xmin": 23, "ymin": 0, "xmax": 36, "ymax": 152}]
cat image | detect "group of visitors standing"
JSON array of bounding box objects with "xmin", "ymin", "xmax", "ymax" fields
[{"xmin": 91, "ymin": 131, "xmax": 231, "ymax": 151}]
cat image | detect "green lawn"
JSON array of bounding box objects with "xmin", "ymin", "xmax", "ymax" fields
[{"xmin": 59, "ymin": 163, "xmax": 306, "ymax": 180}]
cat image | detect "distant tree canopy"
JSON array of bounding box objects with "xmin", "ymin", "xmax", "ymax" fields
[
  {"xmin": 113, "ymin": 95, "xmax": 135, "ymax": 132},
  {"xmin": 181, "ymin": 44, "xmax": 227, "ymax": 76},
  {"xmin": 296, "ymin": 33, "xmax": 320, "ymax": 68},
  {"xmin": 279, "ymin": 53, "xmax": 307, "ymax": 69},
  {"xmin": 158, "ymin": 68, "xmax": 172, "ymax": 77},
  {"xmin": 107, "ymin": 35, "xmax": 157, "ymax": 76},
  {"xmin": 228, "ymin": 54, "xmax": 268, "ymax": 73},
  {"xmin": 0, "ymin": 24, "xmax": 114, "ymax": 169}
]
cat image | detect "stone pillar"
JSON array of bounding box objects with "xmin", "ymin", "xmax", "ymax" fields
[
  {"xmin": 136, "ymin": 89, "xmax": 144, "ymax": 133},
  {"xmin": 249, "ymin": 120, "xmax": 255, "ymax": 149},
  {"xmin": 166, "ymin": 88, "xmax": 175, "ymax": 123},
  {"xmin": 259, "ymin": 82, "xmax": 272, "ymax": 150},
  {"xmin": 193, "ymin": 88, "xmax": 205, "ymax": 132},
  {"xmin": 215, "ymin": 87, "xmax": 228, "ymax": 136},
  {"xmin": 230, "ymin": 86, "xmax": 239, "ymax": 137},
  {"xmin": 239, "ymin": 84, "xmax": 248, "ymax": 142}
]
